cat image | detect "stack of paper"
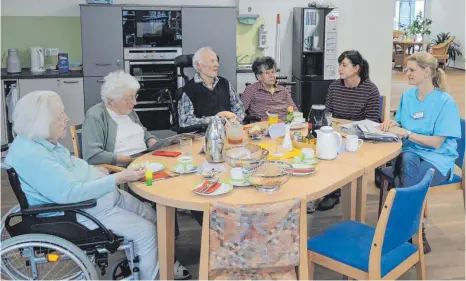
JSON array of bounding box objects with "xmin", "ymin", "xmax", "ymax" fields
[{"xmin": 341, "ymin": 120, "xmax": 400, "ymax": 142}]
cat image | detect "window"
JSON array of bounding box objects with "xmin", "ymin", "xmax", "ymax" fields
[{"xmin": 393, "ymin": 0, "xmax": 425, "ymax": 30}]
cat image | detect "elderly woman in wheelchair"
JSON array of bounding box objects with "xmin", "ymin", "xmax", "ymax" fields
[{"xmin": 2, "ymin": 91, "xmax": 159, "ymax": 280}]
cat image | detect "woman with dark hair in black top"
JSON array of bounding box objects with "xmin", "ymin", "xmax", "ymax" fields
[{"xmin": 316, "ymin": 50, "xmax": 381, "ymax": 212}]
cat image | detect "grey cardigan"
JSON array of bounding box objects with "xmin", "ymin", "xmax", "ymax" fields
[{"xmin": 82, "ymin": 103, "xmax": 155, "ymax": 165}]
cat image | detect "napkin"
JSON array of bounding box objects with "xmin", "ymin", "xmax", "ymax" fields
[{"xmin": 152, "ymin": 151, "xmax": 181, "ymax": 157}]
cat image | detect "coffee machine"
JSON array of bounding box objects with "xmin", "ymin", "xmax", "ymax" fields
[{"xmin": 291, "ymin": 7, "xmax": 339, "ymax": 120}]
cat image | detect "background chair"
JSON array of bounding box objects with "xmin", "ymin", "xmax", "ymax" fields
[
  {"xmin": 430, "ymin": 36, "xmax": 455, "ymax": 70},
  {"xmin": 378, "ymin": 118, "xmax": 465, "ymax": 217},
  {"xmin": 69, "ymin": 124, "xmax": 124, "ymax": 172},
  {"xmin": 199, "ymin": 199, "xmax": 309, "ymax": 280},
  {"xmin": 307, "ymin": 169, "xmax": 434, "ymax": 280}
]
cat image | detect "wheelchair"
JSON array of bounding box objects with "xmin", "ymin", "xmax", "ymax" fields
[{"xmin": 1, "ymin": 164, "xmax": 142, "ymax": 280}]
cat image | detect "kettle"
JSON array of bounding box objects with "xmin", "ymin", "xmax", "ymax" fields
[
  {"xmin": 6, "ymin": 49, "xmax": 21, "ymax": 74},
  {"xmin": 316, "ymin": 126, "xmax": 342, "ymax": 160},
  {"xmin": 205, "ymin": 116, "xmax": 226, "ymax": 163},
  {"xmin": 30, "ymin": 47, "xmax": 45, "ymax": 73}
]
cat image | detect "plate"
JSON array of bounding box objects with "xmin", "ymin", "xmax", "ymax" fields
[
  {"xmin": 229, "ymin": 178, "xmax": 251, "ymax": 187},
  {"xmin": 171, "ymin": 165, "xmax": 198, "ymax": 174},
  {"xmin": 129, "ymin": 161, "xmax": 165, "ymax": 173},
  {"xmin": 192, "ymin": 182, "xmax": 233, "ymax": 196},
  {"xmin": 290, "ymin": 122, "xmax": 307, "ymax": 130},
  {"xmin": 291, "ymin": 163, "xmax": 317, "ymax": 176},
  {"xmin": 292, "ymin": 167, "xmax": 317, "ymax": 176}
]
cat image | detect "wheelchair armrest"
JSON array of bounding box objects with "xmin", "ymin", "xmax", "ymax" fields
[
  {"xmin": 22, "ymin": 199, "xmax": 97, "ymax": 216},
  {"xmin": 98, "ymin": 164, "xmax": 125, "ymax": 173}
]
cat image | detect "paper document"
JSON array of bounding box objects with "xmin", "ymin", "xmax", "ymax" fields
[{"xmin": 341, "ymin": 120, "xmax": 400, "ymax": 142}]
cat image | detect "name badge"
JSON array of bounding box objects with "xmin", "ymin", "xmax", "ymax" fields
[{"xmin": 413, "ymin": 112, "xmax": 424, "ymax": 119}]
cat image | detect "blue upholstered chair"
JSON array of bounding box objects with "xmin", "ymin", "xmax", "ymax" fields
[{"xmin": 307, "ymin": 169, "xmax": 434, "ymax": 280}]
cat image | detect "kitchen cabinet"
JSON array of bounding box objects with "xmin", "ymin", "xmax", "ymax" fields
[
  {"xmin": 83, "ymin": 77, "xmax": 105, "ymax": 112},
  {"xmin": 18, "ymin": 78, "xmax": 84, "ymax": 151},
  {"xmin": 182, "ymin": 7, "xmax": 237, "ymax": 89},
  {"xmin": 81, "ymin": 5, "xmax": 123, "ymax": 77},
  {"xmin": 1, "ymin": 86, "xmax": 8, "ymax": 146}
]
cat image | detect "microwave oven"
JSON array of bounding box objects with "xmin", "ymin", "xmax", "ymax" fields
[{"xmin": 122, "ymin": 9, "xmax": 182, "ymax": 48}]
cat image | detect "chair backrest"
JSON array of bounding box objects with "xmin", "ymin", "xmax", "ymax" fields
[
  {"xmin": 174, "ymin": 54, "xmax": 194, "ymax": 85},
  {"xmin": 205, "ymin": 199, "xmax": 302, "ymax": 273},
  {"xmin": 377, "ymin": 169, "xmax": 434, "ymax": 254},
  {"xmin": 2, "ymin": 164, "xmax": 30, "ymax": 210},
  {"xmin": 431, "ymin": 36, "xmax": 455, "ymax": 57},
  {"xmin": 69, "ymin": 124, "xmax": 83, "ymax": 159},
  {"xmin": 456, "ymin": 119, "xmax": 465, "ymax": 169},
  {"xmin": 393, "ymin": 30, "xmax": 404, "ymax": 39},
  {"xmin": 379, "ymin": 95, "xmax": 386, "ymax": 123}
]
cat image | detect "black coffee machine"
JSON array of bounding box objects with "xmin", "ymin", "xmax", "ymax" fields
[{"xmin": 290, "ymin": 6, "xmax": 339, "ymax": 121}]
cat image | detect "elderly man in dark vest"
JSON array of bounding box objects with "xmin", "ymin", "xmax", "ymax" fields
[{"xmin": 177, "ymin": 47, "xmax": 245, "ymax": 127}]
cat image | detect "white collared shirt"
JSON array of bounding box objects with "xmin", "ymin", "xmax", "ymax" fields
[{"xmin": 107, "ymin": 108, "xmax": 147, "ymax": 156}]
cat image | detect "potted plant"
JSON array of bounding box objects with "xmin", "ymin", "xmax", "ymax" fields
[
  {"xmin": 427, "ymin": 32, "xmax": 463, "ymax": 66},
  {"xmin": 407, "ymin": 11, "xmax": 432, "ymax": 41}
]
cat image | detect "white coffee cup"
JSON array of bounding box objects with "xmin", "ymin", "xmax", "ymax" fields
[
  {"xmin": 230, "ymin": 167, "xmax": 245, "ymax": 181},
  {"xmin": 301, "ymin": 148, "xmax": 315, "ymax": 160},
  {"xmin": 175, "ymin": 156, "xmax": 195, "ymax": 173},
  {"xmin": 346, "ymin": 135, "xmax": 363, "ymax": 152}
]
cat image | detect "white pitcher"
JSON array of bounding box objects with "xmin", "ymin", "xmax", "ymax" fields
[{"xmin": 316, "ymin": 126, "xmax": 342, "ymax": 160}]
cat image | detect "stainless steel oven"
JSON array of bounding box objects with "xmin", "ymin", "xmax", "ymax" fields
[{"xmin": 124, "ymin": 47, "xmax": 182, "ymax": 131}]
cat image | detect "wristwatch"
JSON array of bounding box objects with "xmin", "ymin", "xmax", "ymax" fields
[{"xmin": 406, "ymin": 130, "xmax": 412, "ymax": 139}]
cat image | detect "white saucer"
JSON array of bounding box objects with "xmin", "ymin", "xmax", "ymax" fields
[
  {"xmin": 229, "ymin": 178, "xmax": 251, "ymax": 187},
  {"xmin": 290, "ymin": 122, "xmax": 307, "ymax": 130}
]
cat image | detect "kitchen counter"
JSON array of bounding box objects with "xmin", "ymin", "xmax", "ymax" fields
[{"xmin": 1, "ymin": 68, "xmax": 83, "ymax": 80}]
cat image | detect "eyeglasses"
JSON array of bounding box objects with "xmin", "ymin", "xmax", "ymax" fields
[
  {"xmin": 122, "ymin": 94, "xmax": 139, "ymax": 104},
  {"xmin": 260, "ymin": 70, "xmax": 277, "ymax": 76}
]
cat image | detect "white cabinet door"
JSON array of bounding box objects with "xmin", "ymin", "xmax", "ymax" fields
[
  {"xmin": 18, "ymin": 78, "xmax": 59, "ymax": 99},
  {"xmin": 18, "ymin": 78, "xmax": 84, "ymax": 152},
  {"xmin": 57, "ymin": 78, "xmax": 84, "ymax": 152}
]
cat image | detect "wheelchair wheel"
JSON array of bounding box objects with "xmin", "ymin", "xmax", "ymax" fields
[
  {"xmin": 1, "ymin": 204, "xmax": 20, "ymax": 241},
  {"xmin": 1, "ymin": 233, "xmax": 99, "ymax": 280},
  {"xmin": 111, "ymin": 257, "xmax": 132, "ymax": 280}
]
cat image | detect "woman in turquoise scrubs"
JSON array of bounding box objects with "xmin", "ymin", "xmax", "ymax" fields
[{"xmin": 380, "ymin": 51, "xmax": 461, "ymax": 254}]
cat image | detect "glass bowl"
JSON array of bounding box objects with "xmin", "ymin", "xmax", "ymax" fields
[
  {"xmin": 223, "ymin": 144, "xmax": 269, "ymax": 168},
  {"xmin": 243, "ymin": 160, "xmax": 293, "ymax": 193}
]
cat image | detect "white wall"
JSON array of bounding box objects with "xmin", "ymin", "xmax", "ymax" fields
[
  {"xmin": 425, "ymin": 0, "xmax": 465, "ymax": 70},
  {"xmin": 2, "ymin": 0, "xmax": 394, "ymax": 110}
]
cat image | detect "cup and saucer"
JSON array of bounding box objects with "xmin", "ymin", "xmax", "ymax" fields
[
  {"xmin": 293, "ymin": 148, "xmax": 319, "ymax": 165},
  {"xmin": 172, "ymin": 156, "xmax": 197, "ymax": 174},
  {"xmin": 229, "ymin": 167, "xmax": 251, "ymax": 187}
]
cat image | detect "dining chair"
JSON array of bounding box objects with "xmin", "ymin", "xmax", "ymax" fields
[
  {"xmin": 199, "ymin": 199, "xmax": 309, "ymax": 280},
  {"xmin": 69, "ymin": 124, "xmax": 124, "ymax": 172},
  {"xmin": 308, "ymin": 169, "xmax": 434, "ymax": 280},
  {"xmin": 379, "ymin": 95, "xmax": 387, "ymax": 123},
  {"xmin": 378, "ymin": 118, "xmax": 465, "ymax": 217},
  {"xmin": 430, "ymin": 36, "xmax": 455, "ymax": 70}
]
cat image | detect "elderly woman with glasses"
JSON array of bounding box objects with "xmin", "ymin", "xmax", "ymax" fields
[
  {"xmin": 241, "ymin": 56, "xmax": 297, "ymax": 121},
  {"xmin": 82, "ymin": 70, "xmax": 157, "ymax": 167},
  {"xmin": 5, "ymin": 91, "xmax": 159, "ymax": 280}
]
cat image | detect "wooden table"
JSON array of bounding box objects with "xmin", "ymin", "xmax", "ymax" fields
[
  {"xmin": 129, "ymin": 120, "xmax": 401, "ymax": 280},
  {"xmin": 393, "ymin": 40, "xmax": 425, "ymax": 69}
]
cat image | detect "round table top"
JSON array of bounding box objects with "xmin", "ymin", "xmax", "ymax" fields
[{"xmin": 129, "ymin": 120, "xmax": 401, "ymax": 211}]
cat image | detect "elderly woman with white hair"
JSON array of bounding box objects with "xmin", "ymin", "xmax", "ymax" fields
[
  {"xmin": 82, "ymin": 70, "xmax": 157, "ymax": 166},
  {"xmin": 5, "ymin": 91, "xmax": 159, "ymax": 280},
  {"xmin": 82, "ymin": 70, "xmax": 191, "ymax": 279}
]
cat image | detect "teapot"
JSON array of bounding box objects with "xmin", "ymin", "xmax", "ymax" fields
[{"xmin": 316, "ymin": 126, "xmax": 342, "ymax": 160}]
